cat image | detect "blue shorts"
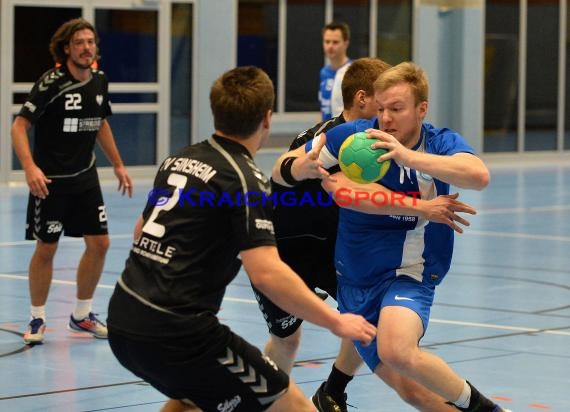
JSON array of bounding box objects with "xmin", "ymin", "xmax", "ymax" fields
[{"xmin": 337, "ymin": 274, "xmax": 435, "ymax": 371}]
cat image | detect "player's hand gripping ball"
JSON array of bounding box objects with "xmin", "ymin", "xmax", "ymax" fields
[{"xmin": 338, "ymin": 132, "xmax": 391, "ymax": 183}]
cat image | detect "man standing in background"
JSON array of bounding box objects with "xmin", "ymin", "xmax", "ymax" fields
[
  {"xmin": 319, "ymin": 22, "xmax": 351, "ymax": 121},
  {"xmin": 12, "ymin": 17, "xmax": 133, "ymax": 345}
]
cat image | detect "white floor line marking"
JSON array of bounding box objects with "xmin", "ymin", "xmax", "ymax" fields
[
  {"xmin": 3, "ymin": 228, "xmax": 570, "ymax": 248},
  {"xmin": 477, "ymin": 204, "xmax": 570, "ymax": 215},
  {"xmin": 464, "ymin": 230, "xmax": 570, "ymax": 242},
  {"xmin": 1, "ymin": 273, "xmax": 569, "ymax": 337},
  {"xmin": 430, "ymin": 318, "xmax": 570, "ymax": 336},
  {"xmin": 0, "ymin": 234, "xmax": 133, "ymax": 247}
]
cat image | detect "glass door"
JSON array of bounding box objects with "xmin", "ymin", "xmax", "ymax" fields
[{"xmin": 92, "ymin": 6, "xmax": 160, "ymax": 167}]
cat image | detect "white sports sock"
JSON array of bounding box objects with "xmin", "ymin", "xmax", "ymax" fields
[
  {"xmin": 73, "ymin": 299, "xmax": 92, "ymax": 320},
  {"xmin": 454, "ymin": 380, "xmax": 472, "ymax": 408},
  {"xmin": 31, "ymin": 305, "xmax": 46, "ymax": 321}
]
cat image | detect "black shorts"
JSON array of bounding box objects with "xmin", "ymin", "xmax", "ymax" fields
[
  {"xmin": 25, "ymin": 184, "xmax": 108, "ymax": 242},
  {"xmin": 253, "ymin": 235, "xmax": 338, "ymax": 338},
  {"xmin": 108, "ymin": 316, "xmax": 289, "ymax": 411}
]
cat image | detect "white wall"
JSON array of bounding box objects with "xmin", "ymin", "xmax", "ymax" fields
[
  {"xmin": 414, "ymin": 3, "xmax": 484, "ymax": 152},
  {"xmin": 194, "ymin": 0, "xmax": 237, "ymax": 143}
]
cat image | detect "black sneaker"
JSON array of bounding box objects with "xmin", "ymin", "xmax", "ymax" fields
[
  {"xmin": 312, "ymin": 382, "xmax": 347, "ymax": 412},
  {"xmin": 451, "ymin": 403, "xmax": 512, "ymax": 412}
]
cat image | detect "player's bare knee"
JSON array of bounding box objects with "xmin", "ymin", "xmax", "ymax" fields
[
  {"xmin": 267, "ymin": 384, "xmax": 315, "ymax": 412},
  {"xmin": 85, "ymin": 235, "xmax": 110, "ymax": 256},
  {"xmin": 34, "ymin": 241, "xmax": 58, "ymax": 261},
  {"xmin": 272, "ymin": 328, "xmax": 302, "ymax": 350},
  {"xmin": 378, "ymin": 342, "xmax": 415, "ymax": 373},
  {"xmin": 394, "ymin": 381, "xmax": 429, "ymax": 408}
]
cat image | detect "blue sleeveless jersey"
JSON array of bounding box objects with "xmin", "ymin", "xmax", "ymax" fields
[{"xmin": 306, "ymin": 119, "xmax": 476, "ymax": 287}]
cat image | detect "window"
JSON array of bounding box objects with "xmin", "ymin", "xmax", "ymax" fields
[{"xmin": 484, "ymin": 0, "xmax": 520, "ymax": 152}]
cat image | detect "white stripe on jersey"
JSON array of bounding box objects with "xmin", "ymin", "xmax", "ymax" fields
[
  {"xmin": 395, "ymin": 135, "xmax": 436, "ymax": 282},
  {"xmin": 396, "ymin": 228, "xmax": 426, "ymax": 283},
  {"xmin": 313, "ymin": 117, "xmax": 338, "ymax": 136},
  {"xmin": 46, "ymin": 153, "xmax": 96, "ymax": 179},
  {"xmin": 118, "ymin": 275, "xmax": 178, "ymax": 315},
  {"xmin": 208, "ymin": 136, "xmax": 251, "ymax": 234}
]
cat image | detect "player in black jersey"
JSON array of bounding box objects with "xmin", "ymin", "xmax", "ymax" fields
[
  {"xmin": 264, "ymin": 59, "xmax": 482, "ymax": 412},
  {"xmin": 11, "ymin": 18, "xmax": 132, "ymax": 345},
  {"xmin": 106, "ymin": 66, "xmax": 376, "ymax": 412}
]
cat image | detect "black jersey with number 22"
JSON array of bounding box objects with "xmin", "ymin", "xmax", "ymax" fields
[{"xmin": 17, "ymin": 64, "xmax": 112, "ymax": 178}]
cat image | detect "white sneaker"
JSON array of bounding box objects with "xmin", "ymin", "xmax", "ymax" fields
[
  {"xmin": 23, "ymin": 318, "xmax": 46, "ymax": 344},
  {"xmin": 67, "ymin": 312, "xmax": 108, "ymax": 338}
]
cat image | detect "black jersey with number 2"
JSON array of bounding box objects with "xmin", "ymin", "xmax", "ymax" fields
[{"xmin": 115, "ymin": 135, "xmax": 276, "ymax": 335}]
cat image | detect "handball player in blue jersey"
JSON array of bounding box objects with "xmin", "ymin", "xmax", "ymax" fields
[
  {"xmin": 271, "ymin": 59, "xmax": 483, "ymax": 412},
  {"xmin": 263, "ymin": 58, "xmax": 391, "ymax": 412},
  {"xmin": 303, "ymin": 62, "xmax": 511, "ymax": 412}
]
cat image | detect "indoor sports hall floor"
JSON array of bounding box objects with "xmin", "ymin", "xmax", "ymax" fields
[{"xmin": 0, "ymin": 151, "xmax": 569, "ymax": 412}]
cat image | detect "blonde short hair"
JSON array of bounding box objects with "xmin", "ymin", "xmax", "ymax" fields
[{"xmin": 374, "ymin": 61, "xmax": 429, "ymax": 105}]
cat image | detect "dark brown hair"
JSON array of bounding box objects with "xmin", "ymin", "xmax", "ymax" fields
[
  {"xmin": 322, "ymin": 22, "xmax": 351, "ymax": 41},
  {"xmin": 342, "ymin": 58, "xmax": 392, "ymax": 108},
  {"xmin": 49, "ymin": 18, "xmax": 99, "ymax": 64},
  {"xmin": 210, "ymin": 67, "xmax": 275, "ymax": 138}
]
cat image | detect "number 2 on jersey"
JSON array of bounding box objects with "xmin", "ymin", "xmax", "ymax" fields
[{"xmin": 142, "ymin": 173, "xmax": 187, "ymax": 238}]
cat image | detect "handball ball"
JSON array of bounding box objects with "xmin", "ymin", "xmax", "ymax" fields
[{"xmin": 338, "ymin": 132, "xmax": 390, "ymax": 184}]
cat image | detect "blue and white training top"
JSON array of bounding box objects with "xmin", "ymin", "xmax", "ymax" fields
[
  {"xmin": 319, "ymin": 60, "xmax": 351, "ymax": 121},
  {"xmin": 306, "ymin": 118, "xmax": 476, "ymax": 287}
]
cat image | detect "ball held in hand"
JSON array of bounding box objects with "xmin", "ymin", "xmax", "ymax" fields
[{"xmin": 338, "ymin": 132, "xmax": 390, "ymax": 183}]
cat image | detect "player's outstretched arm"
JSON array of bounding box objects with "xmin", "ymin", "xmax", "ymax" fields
[
  {"xmin": 241, "ymin": 245, "xmax": 376, "ymax": 345},
  {"xmin": 271, "ymin": 134, "xmax": 330, "ymax": 186},
  {"xmin": 323, "ymin": 172, "xmax": 476, "ymax": 233}
]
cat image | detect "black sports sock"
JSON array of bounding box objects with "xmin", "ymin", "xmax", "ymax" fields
[{"xmin": 324, "ymin": 364, "xmax": 353, "ymax": 401}]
